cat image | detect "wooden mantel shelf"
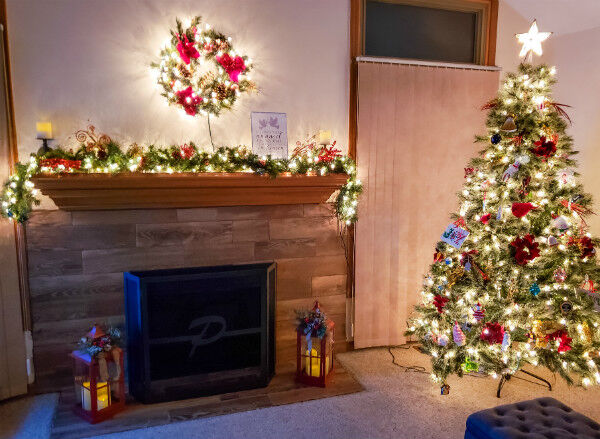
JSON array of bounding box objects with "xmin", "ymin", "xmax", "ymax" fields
[{"xmin": 30, "ymin": 173, "xmax": 348, "ymax": 211}]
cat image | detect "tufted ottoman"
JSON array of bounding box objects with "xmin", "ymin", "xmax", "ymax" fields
[{"xmin": 465, "ymin": 397, "xmax": 600, "ymax": 439}]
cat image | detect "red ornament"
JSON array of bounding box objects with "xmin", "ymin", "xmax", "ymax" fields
[
  {"xmin": 175, "ymin": 86, "xmax": 203, "ymax": 115},
  {"xmin": 216, "ymin": 53, "xmax": 246, "ymax": 83},
  {"xmin": 531, "ymin": 136, "xmax": 557, "ymax": 158},
  {"xmin": 176, "ymin": 33, "xmax": 200, "ymax": 65},
  {"xmin": 433, "ymin": 251, "xmax": 444, "ymax": 262},
  {"xmin": 317, "ymin": 142, "xmax": 342, "ymax": 163},
  {"xmin": 548, "ymin": 329, "xmax": 572, "ymax": 353},
  {"xmin": 433, "ymin": 295, "xmax": 449, "ymax": 313},
  {"xmin": 511, "ymin": 202, "xmax": 537, "ymax": 218},
  {"xmin": 464, "ymin": 167, "xmax": 476, "ymax": 178},
  {"xmin": 172, "ymin": 143, "xmax": 195, "ymax": 160},
  {"xmin": 579, "ymin": 236, "xmax": 596, "ymax": 259},
  {"xmin": 480, "ymin": 213, "xmax": 492, "ymax": 224},
  {"xmin": 511, "ymin": 234, "xmax": 540, "ymax": 265},
  {"xmin": 480, "ymin": 322, "xmax": 505, "ymax": 344}
]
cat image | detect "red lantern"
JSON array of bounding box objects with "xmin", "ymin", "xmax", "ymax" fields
[
  {"xmin": 296, "ymin": 320, "xmax": 335, "ymax": 387},
  {"xmin": 71, "ymin": 345, "xmax": 125, "ymax": 423}
]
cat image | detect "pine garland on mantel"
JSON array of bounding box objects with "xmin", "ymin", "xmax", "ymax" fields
[{"xmin": 1, "ymin": 130, "xmax": 362, "ymax": 225}]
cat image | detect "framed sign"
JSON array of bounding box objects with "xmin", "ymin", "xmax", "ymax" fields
[
  {"xmin": 440, "ymin": 223, "xmax": 469, "ymax": 249},
  {"xmin": 251, "ymin": 112, "xmax": 288, "ymax": 159}
]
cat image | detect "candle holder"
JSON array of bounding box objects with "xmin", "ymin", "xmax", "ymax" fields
[
  {"xmin": 36, "ymin": 122, "xmax": 53, "ymax": 155},
  {"xmin": 296, "ymin": 320, "xmax": 335, "ymax": 387},
  {"xmin": 71, "ymin": 346, "xmax": 125, "ymax": 423}
]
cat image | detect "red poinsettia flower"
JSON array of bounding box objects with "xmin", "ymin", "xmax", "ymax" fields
[
  {"xmin": 511, "ymin": 234, "xmax": 540, "ymax": 265},
  {"xmin": 176, "ymin": 34, "xmax": 200, "ymax": 65},
  {"xmin": 531, "ymin": 136, "xmax": 557, "ymax": 158},
  {"xmin": 433, "ymin": 295, "xmax": 449, "ymax": 313},
  {"xmin": 216, "ymin": 53, "xmax": 246, "ymax": 83},
  {"xmin": 579, "ymin": 236, "xmax": 595, "ymax": 259},
  {"xmin": 480, "ymin": 322, "xmax": 505, "ymax": 344},
  {"xmin": 175, "ymin": 87, "xmax": 203, "ymax": 115},
  {"xmin": 511, "ymin": 202, "xmax": 537, "ymax": 218},
  {"xmin": 548, "ymin": 329, "xmax": 572, "ymax": 353}
]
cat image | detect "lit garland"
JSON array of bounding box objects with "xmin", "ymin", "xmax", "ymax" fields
[
  {"xmin": 406, "ymin": 64, "xmax": 600, "ymax": 389},
  {"xmin": 152, "ymin": 16, "xmax": 255, "ymax": 117},
  {"xmin": 0, "ymin": 136, "xmax": 362, "ymax": 225}
]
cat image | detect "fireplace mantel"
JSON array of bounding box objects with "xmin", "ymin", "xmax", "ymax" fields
[{"xmin": 30, "ymin": 173, "xmax": 347, "ymax": 210}]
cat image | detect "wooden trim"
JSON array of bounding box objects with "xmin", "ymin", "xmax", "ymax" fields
[
  {"xmin": 486, "ymin": 0, "xmax": 498, "ymax": 66},
  {"xmin": 0, "ymin": 0, "xmax": 31, "ymax": 336},
  {"xmin": 30, "ymin": 173, "xmax": 349, "ymax": 211},
  {"xmin": 356, "ymin": 0, "xmax": 498, "ymax": 66},
  {"xmin": 0, "ymin": 0, "xmax": 17, "ymax": 167},
  {"xmin": 356, "ymin": 56, "xmax": 501, "ymax": 71}
]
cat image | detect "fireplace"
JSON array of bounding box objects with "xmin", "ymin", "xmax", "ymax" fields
[{"xmin": 124, "ymin": 263, "xmax": 276, "ymax": 403}]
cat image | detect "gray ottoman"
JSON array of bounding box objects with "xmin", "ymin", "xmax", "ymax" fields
[{"xmin": 465, "ymin": 397, "xmax": 600, "ymax": 439}]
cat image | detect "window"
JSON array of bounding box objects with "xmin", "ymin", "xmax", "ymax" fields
[{"xmin": 362, "ymin": 0, "xmax": 496, "ymax": 65}]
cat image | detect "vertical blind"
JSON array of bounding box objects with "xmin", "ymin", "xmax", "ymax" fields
[{"xmin": 354, "ymin": 60, "xmax": 500, "ymax": 348}]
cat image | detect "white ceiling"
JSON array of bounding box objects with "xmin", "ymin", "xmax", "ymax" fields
[{"xmin": 503, "ymin": 0, "xmax": 600, "ymax": 35}]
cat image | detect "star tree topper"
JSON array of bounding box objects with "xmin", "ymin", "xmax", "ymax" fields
[{"xmin": 516, "ymin": 20, "xmax": 552, "ymax": 61}]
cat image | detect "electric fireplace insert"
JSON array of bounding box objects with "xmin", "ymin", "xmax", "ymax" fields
[{"xmin": 124, "ymin": 263, "xmax": 276, "ymax": 403}]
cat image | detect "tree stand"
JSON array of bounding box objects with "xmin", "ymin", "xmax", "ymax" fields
[{"xmin": 496, "ymin": 369, "xmax": 552, "ymax": 398}]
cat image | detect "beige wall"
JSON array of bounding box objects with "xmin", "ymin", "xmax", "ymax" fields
[
  {"xmin": 7, "ymin": 0, "xmax": 349, "ymax": 157},
  {"xmin": 496, "ymin": 0, "xmax": 600, "ymax": 234}
]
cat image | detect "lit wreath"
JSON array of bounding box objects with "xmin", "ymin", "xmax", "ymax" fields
[{"xmin": 153, "ymin": 16, "xmax": 255, "ymax": 117}]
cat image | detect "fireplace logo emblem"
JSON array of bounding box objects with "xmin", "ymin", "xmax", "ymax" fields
[{"xmin": 188, "ymin": 316, "xmax": 227, "ymax": 358}]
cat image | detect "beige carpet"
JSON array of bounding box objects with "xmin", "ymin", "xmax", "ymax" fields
[{"xmin": 92, "ymin": 347, "xmax": 600, "ymax": 439}]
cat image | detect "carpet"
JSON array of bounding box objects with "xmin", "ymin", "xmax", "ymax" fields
[
  {"xmin": 90, "ymin": 347, "xmax": 600, "ymax": 439},
  {"xmin": 0, "ymin": 393, "xmax": 58, "ymax": 439}
]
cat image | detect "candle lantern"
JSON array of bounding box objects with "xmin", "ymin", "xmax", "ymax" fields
[
  {"xmin": 295, "ymin": 301, "xmax": 335, "ymax": 387},
  {"xmin": 71, "ymin": 325, "xmax": 125, "ymax": 423}
]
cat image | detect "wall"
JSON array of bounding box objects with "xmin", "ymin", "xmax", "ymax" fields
[
  {"xmin": 6, "ymin": 0, "xmax": 349, "ymax": 159},
  {"xmin": 26, "ymin": 204, "xmax": 348, "ymax": 392},
  {"xmin": 496, "ymin": 0, "xmax": 600, "ymax": 233}
]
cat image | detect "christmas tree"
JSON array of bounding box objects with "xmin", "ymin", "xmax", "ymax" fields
[{"xmin": 406, "ymin": 22, "xmax": 600, "ymax": 390}]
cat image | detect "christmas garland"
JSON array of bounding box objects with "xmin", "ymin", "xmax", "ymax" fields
[
  {"xmin": 1, "ymin": 128, "xmax": 362, "ymax": 224},
  {"xmin": 152, "ymin": 16, "xmax": 255, "ymax": 117}
]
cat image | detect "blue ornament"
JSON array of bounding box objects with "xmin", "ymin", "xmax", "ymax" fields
[
  {"xmin": 444, "ymin": 257, "xmax": 452, "ymax": 265},
  {"xmin": 438, "ymin": 285, "xmax": 444, "ymax": 291},
  {"xmin": 491, "ymin": 133, "xmax": 501, "ymax": 144},
  {"xmin": 464, "ymin": 261, "xmax": 472, "ymax": 271},
  {"xmin": 530, "ymin": 283, "xmax": 540, "ymax": 297}
]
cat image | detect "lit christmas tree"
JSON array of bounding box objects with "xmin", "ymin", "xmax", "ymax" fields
[{"xmin": 406, "ymin": 21, "xmax": 600, "ymax": 391}]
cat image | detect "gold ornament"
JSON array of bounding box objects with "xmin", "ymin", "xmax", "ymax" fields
[
  {"xmin": 447, "ymin": 265, "xmax": 465, "ymax": 288},
  {"xmin": 582, "ymin": 322, "xmax": 593, "ymax": 344},
  {"xmin": 532, "ymin": 320, "xmax": 564, "ymax": 348},
  {"xmin": 501, "ymin": 116, "xmax": 517, "ymax": 132}
]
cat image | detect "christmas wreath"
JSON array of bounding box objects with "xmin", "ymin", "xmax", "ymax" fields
[
  {"xmin": 153, "ymin": 16, "xmax": 255, "ymax": 117},
  {"xmin": 296, "ymin": 301, "xmax": 329, "ymax": 339}
]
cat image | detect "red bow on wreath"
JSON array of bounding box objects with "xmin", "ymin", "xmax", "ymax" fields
[
  {"xmin": 176, "ymin": 33, "xmax": 200, "ymax": 65},
  {"xmin": 531, "ymin": 136, "xmax": 557, "ymax": 159},
  {"xmin": 511, "ymin": 234, "xmax": 540, "ymax": 265},
  {"xmin": 216, "ymin": 53, "xmax": 246, "ymax": 83}
]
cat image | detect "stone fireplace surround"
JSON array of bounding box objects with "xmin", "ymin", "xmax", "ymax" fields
[{"xmin": 25, "ymin": 203, "xmax": 349, "ymax": 392}]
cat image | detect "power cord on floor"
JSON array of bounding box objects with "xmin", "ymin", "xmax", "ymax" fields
[{"xmin": 387, "ymin": 344, "xmax": 428, "ymax": 374}]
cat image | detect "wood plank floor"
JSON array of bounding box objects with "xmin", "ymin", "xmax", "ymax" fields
[{"xmin": 51, "ymin": 362, "xmax": 363, "ymax": 438}]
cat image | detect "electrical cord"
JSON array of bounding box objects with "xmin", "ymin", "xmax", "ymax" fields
[{"xmin": 387, "ymin": 344, "xmax": 428, "ymax": 374}]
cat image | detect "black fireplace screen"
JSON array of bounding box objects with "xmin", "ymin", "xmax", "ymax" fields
[{"xmin": 125, "ymin": 263, "xmax": 275, "ymax": 403}]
